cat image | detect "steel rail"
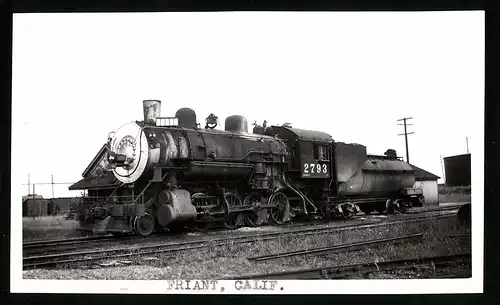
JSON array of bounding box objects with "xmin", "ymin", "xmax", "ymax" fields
[
  {"xmin": 23, "ymin": 235, "xmax": 120, "ymax": 246},
  {"xmin": 247, "ymin": 233, "xmax": 424, "ymax": 261},
  {"xmin": 25, "ymin": 211, "xmax": 455, "ymax": 261},
  {"xmin": 404, "ymin": 204, "xmax": 467, "ymax": 215},
  {"xmin": 24, "ymin": 207, "xmax": 456, "ymax": 252},
  {"xmin": 447, "ymin": 233, "xmax": 471, "ymax": 238},
  {"xmin": 222, "ymin": 252, "xmax": 472, "ymax": 280},
  {"xmin": 22, "ymin": 235, "xmax": 133, "ymax": 249},
  {"xmin": 22, "ymin": 203, "xmax": 462, "ymax": 249},
  {"xmin": 23, "ymin": 209, "xmax": 456, "ymax": 259},
  {"xmin": 23, "ymin": 212, "xmax": 456, "ymax": 269}
]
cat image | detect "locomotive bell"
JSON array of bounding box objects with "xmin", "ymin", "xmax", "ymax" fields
[
  {"xmin": 384, "ymin": 149, "xmax": 397, "ymax": 159},
  {"xmin": 143, "ymin": 100, "xmax": 161, "ymax": 125}
]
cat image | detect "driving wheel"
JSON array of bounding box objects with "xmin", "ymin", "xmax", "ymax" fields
[
  {"xmin": 243, "ymin": 192, "xmax": 268, "ymax": 227},
  {"xmin": 269, "ymin": 191, "xmax": 290, "ymax": 225},
  {"xmin": 223, "ymin": 192, "xmax": 245, "ymax": 229}
]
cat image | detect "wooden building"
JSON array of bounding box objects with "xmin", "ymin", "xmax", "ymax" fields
[
  {"xmin": 69, "ymin": 144, "xmax": 121, "ymax": 197},
  {"xmin": 410, "ymin": 164, "xmax": 441, "ymax": 206}
]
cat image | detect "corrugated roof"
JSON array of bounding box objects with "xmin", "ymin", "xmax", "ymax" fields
[{"xmin": 410, "ymin": 164, "xmax": 440, "ymax": 181}]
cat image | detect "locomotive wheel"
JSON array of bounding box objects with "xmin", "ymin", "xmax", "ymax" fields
[
  {"xmin": 341, "ymin": 203, "xmax": 356, "ymax": 220},
  {"xmin": 192, "ymin": 215, "xmax": 211, "ymax": 232},
  {"xmin": 243, "ymin": 192, "xmax": 267, "ymax": 227},
  {"xmin": 133, "ymin": 213, "xmax": 155, "ymax": 237},
  {"xmin": 386, "ymin": 199, "xmax": 396, "ymax": 214},
  {"xmin": 191, "ymin": 193, "xmax": 215, "ymax": 232},
  {"xmin": 223, "ymin": 192, "xmax": 245, "ymax": 230},
  {"xmin": 269, "ymin": 191, "xmax": 290, "ymax": 225},
  {"xmin": 397, "ymin": 199, "xmax": 410, "ymax": 214}
]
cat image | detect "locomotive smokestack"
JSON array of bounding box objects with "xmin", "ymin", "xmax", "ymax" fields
[{"xmin": 142, "ymin": 100, "xmax": 161, "ymax": 125}]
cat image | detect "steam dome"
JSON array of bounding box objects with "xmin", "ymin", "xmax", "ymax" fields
[
  {"xmin": 225, "ymin": 115, "xmax": 248, "ymax": 133},
  {"xmin": 175, "ymin": 107, "xmax": 197, "ymax": 128}
]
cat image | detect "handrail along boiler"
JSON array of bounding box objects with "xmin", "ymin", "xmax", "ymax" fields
[{"xmin": 77, "ymin": 100, "xmax": 424, "ymax": 236}]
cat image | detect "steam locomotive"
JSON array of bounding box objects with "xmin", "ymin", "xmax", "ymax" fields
[{"xmin": 77, "ymin": 100, "xmax": 425, "ymax": 236}]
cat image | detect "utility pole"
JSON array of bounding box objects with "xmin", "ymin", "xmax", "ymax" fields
[
  {"xmin": 32, "ymin": 184, "xmax": 36, "ymax": 218},
  {"xmin": 397, "ymin": 117, "xmax": 414, "ymax": 163},
  {"xmin": 51, "ymin": 174, "xmax": 55, "ymax": 199},
  {"xmin": 466, "ymin": 137, "xmax": 469, "ymax": 154},
  {"xmin": 28, "ymin": 174, "xmax": 30, "ymax": 195},
  {"xmin": 440, "ymin": 155, "xmax": 446, "ymax": 184}
]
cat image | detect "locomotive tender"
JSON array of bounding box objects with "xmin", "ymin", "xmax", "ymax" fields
[{"xmin": 78, "ymin": 100, "xmax": 424, "ymax": 236}]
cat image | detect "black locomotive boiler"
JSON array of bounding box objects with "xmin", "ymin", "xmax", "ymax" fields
[{"xmin": 77, "ymin": 100, "xmax": 424, "ymax": 236}]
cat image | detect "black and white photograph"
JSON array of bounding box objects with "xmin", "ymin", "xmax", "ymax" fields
[{"xmin": 10, "ymin": 10, "xmax": 484, "ymax": 294}]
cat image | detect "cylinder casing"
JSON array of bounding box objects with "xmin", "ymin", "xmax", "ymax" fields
[{"xmin": 156, "ymin": 189, "xmax": 197, "ymax": 227}]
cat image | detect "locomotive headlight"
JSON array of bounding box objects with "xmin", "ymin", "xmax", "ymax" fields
[{"xmin": 116, "ymin": 136, "xmax": 137, "ymax": 167}]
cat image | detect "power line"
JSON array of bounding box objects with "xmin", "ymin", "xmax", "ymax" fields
[
  {"xmin": 22, "ymin": 182, "xmax": 76, "ymax": 185},
  {"xmin": 397, "ymin": 117, "xmax": 414, "ymax": 163}
]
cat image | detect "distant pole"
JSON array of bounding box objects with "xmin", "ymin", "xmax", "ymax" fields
[
  {"xmin": 397, "ymin": 117, "xmax": 415, "ymax": 163},
  {"xmin": 28, "ymin": 174, "xmax": 30, "ymax": 195},
  {"xmin": 32, "ymin": 184, "xmax": 36, "ymax": 218},
  {"xmin": 440, "ymin": 155, "xmax": 446, "ymax": 184},
  {"xmin": 466, "ymin": 137, "xmax": 469, "ymax": 154},
  {"xmin": 51, "ymin": 174, "xmax": 55, "ymax": 199}
]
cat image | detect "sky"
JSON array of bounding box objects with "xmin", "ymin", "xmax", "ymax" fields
[{"xmin": 12, "ymin": 11, "xmax": 484, "ymax": 198}]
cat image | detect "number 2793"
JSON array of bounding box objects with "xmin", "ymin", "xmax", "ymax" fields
[{"xmin": 304, "ymin": 163, "xmax": 328, "ymax": 174}]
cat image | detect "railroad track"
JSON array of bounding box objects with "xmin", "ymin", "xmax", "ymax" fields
[
  {"xmin": 23, "ymin": 203, "xmax": 464, "ymax": 251},
  {"xmin": 247, "ymin": 233, "xmax": 424, "ymax": 261},
  {"xmin": 222, "ymin": 252, "xmax": 472, "ymax": 280},
  {"xmin": 23, "ymin": 210, "xmax": 458, "ymax": 269},
  {"xmin": 23, "ymin": 234, "xmax": 134, "ymax": 249}
]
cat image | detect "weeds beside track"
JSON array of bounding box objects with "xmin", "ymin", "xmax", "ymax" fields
[{"xmin": 222, "ymin": 252, "xmax": 472, "ymax": 280}]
